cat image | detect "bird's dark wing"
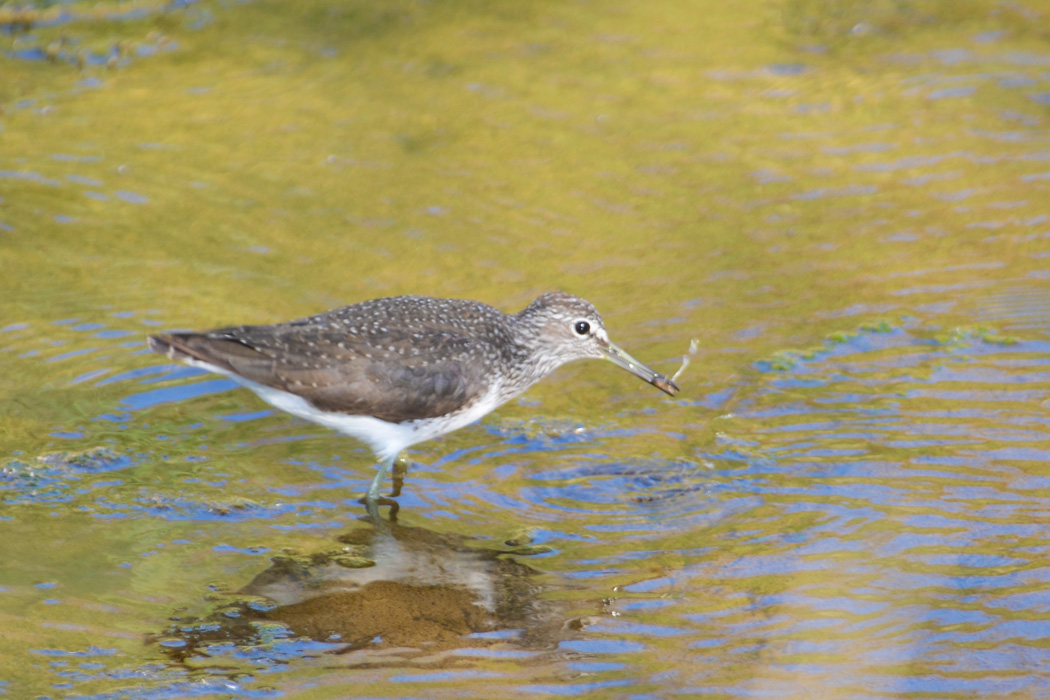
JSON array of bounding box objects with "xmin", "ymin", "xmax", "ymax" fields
[{"xmin": 149, "ymin": 322, "xmax": 496, "ymax": 423}]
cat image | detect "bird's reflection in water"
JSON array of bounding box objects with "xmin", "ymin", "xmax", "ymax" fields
[{"xmin": 158, "ymin": 512, "xmax": 577, "ymax": 665}]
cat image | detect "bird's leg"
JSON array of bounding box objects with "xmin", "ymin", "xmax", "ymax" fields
[
  {"xmin": 364, "ymin": 494, "xmax": 382, "ymax": 521},
  {"xmin": 366, "ymin": 454, "xmax": 396, "ymax": 502},
  {"xmin": 390, "ymin": 455, "xmax": 409, "ymax": 497}
]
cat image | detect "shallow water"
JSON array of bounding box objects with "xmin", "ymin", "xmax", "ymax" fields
[{"xmin": 3, "ymin": 0, "xmax": 1050, "ymax": 697}]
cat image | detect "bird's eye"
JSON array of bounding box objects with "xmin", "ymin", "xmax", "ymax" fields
[{"xmin": 574, "ymin": 321, "xmax": 590, "ymax": 336}]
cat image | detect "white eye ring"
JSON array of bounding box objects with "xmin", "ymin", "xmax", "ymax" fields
[{"xmin": 574, "ymin": 320, "xmax": 590, "ymax": 336}]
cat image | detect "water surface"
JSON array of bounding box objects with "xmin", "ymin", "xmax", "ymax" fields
[{"xmin": 2, "ymin": 0, "xmax": 1050, "ymax": 697}]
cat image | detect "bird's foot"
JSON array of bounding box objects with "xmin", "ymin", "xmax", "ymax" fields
[{"xmin": 358, "ymin": 495, "xmax": 400, "ymax": 522}]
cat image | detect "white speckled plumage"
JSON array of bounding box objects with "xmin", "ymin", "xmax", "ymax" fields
[{"xmin": 148, "ymin": 292, "xmax": 678, "ymax": 502}]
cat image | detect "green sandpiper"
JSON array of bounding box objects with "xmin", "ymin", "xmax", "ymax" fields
[{"xmin": 148, "ymin": 292, "xmax": 679, "ymax": 503}]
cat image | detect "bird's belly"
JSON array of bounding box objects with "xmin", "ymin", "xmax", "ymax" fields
[{"xmin": 185, "ymin": 358, "xmax": 505, "ymax": 461}]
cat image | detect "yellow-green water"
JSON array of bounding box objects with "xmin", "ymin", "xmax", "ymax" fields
[{"xmin": 2, "ymin": 0, "xmax": 1050, "ymax": 697}]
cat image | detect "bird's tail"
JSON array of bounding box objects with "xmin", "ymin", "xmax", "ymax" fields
[{"xmin": 148, "ymin": 333, "xmax": 238, "ymax": 374}]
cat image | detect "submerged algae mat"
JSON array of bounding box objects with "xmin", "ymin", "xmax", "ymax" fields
[{"xmin": 3, "ymin": 0, "xmax": 1050, "ymax": 697}]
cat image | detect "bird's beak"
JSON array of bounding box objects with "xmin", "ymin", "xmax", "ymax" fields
[{"xmin": 599, "ymin": 339, "xmax": 679, "ymax": 396}]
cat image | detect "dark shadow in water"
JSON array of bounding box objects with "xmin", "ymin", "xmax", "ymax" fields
[{"xmin": 155, "ymin": 514, "xmax": 580, "ymax": 666}]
